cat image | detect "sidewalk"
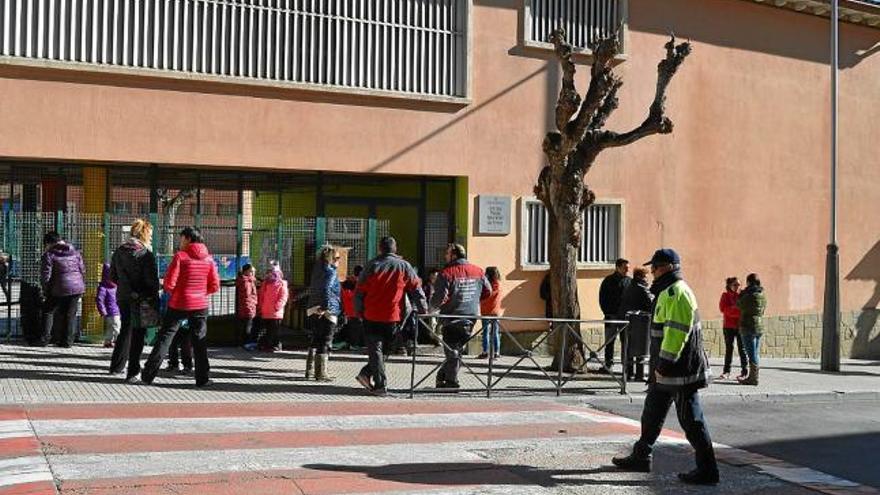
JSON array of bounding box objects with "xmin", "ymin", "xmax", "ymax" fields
[{"xmin": 0, "ymin": 343, "xmax": 877, "ymax": 404}]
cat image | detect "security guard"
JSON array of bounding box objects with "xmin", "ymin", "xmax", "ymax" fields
[{"xmin": 612, "ymin": 248, "xmax": 719, "ymax": 485}]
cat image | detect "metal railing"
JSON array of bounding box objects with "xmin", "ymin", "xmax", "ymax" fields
[{"xmin": 408, "ymin": 313, "xmax": 635, "ymax": 398}]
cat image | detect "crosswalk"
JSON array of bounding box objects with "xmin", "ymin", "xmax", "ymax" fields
[{"xmin": 0, "ymin": 400, "xmax": 651, "ymax": 495}]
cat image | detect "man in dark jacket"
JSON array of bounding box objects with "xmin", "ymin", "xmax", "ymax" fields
[
  {"xmin": 618, "ymin": 267, "xmax": 654, "ymax": 381},
  {"xmin": 354, "ymin": 237, "xmax": 427, "ymax": 395},
  {"xmin": 599, "ymin": 258, "xmax": 631, "ymax": 370},
  {"xmin": 429, "ymin": 243, "xmax": 491, "ymax": 389},
  {"xmin": 38, "ymin": 232, "xmax": 86, "ymax": 347},
  {"xmin": 612, "ymin": 249, "xmax": 718, "ymax": 485},
  {"xmin": 141, "ymin": 227, "xmax": 220, "ymax": 387}
]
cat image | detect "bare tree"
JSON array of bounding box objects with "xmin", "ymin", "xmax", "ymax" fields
[
  {"xmin": 535, "ymin": 29, "xmax": 691, "ymax": 371},
  {"xmin": 156, "ymin": 188, "xmax": 197, "ymax": 255}
]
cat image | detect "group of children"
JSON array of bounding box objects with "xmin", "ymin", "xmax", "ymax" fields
[{"xmin": 96, "ymin": 256, "xmax": 505, "ymax": 360}]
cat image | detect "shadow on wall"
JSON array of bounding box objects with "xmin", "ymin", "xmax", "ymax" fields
[
  {"xmin": 845, "ymin": 240, "xmax": 880, "ymax": 359},
  {"xmin": 629, "ymin": 0, "xmax": 880, "ymax": 68}
]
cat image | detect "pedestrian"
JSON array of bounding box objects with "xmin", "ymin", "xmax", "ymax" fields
[
  {"xmin": 612, "ymin": 248, "xmax": 719, "ymax": 485},
  {"xmin": 235, "ymin": 263, "xmax": 258, "ymax": 348},
  {"xmin": 141, "ymin": 227, "xmax": 220, "ymax": 387},
  {"xmin": 429, "ymin": 243, "xmax": 491, "ymax": 389},
  {"xmin": 304, "ymin": 245, "xmax": 342, "ymax": 381},
  {"xmin": 617, "ymin": 267, "xmax": 654, "ymax": 381},
  {"xmin": 337, "ymin": 265, "xmax": 363, "ymax": 350},
  {"xmin": 38, "ymin": 232, "xmax": 86, "ymax": 347},
  {"xmin": 737, "ymin": 273, "xmax": 766, "ymax": 386},
  {"xmin": 354, "ymin": 237, "xmax": 427, "ymax": 395},
  {"xmin": 257, "ymin": 261, "xmax": 289, "ymax": 353},
  {"xmin": 539, "ymin": 273, "xmax": 552, "ymax": 318},
  {"xmin": 0, "ymin": 252, "xmax": 10, "ymax": 304},
  {"xmin": 421, "ymin": 268, "xmax": 442, "ymax": 347},
  {"xmin": 109, "ymin": 219, "xmax": 161, "ymax": 381},
  {"xmin": 599, "ymin": 258, "xmax": 632, "ymax": 372},
  {"xmin": 161, "ymin": 290, "xmax": 192, "ymax": 375},
  {"xmin": 478, "ymin": 266, "xmax": 503, "ymax": 360},
  {"xmin": 95, "ymin": 263, "xmax": 121, "ymax": 348},
  {"xmin": 719, "ymin": 276, "xmax": 747, "ymax": 381}
]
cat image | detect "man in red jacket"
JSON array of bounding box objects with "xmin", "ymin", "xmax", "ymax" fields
[
  {"xmin": 141, "ymin": 227, "xmax": 220, "ymax": 387},
  {"xmin": 354, "ymin": 237, "xmax": 426, "ymax": 395}
]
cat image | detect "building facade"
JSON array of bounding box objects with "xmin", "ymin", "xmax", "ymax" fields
[{"xmin": 1, "ymin": 0, "xmax": 879, "ymax": 358}]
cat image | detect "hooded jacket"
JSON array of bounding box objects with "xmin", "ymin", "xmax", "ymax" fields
[
  {"xmin": 308, "ymin": 261, "xmax": 341, "ymax": 316},
  {"xmin": 40, "ymin": 242, "xmax": 86, "ymax": 298},
  {"xmin": 95, "ymin": 263, "xmax": 120, "ymax": 317},
  {"xmin": 258, "ymin": 268, "xmax": 289, "ymax": 320},
  {"xmin": 737, "ymin": 285, "xmax": 766, "ymax": 335},
  {"xmin": 236, "ymin": 272, "xmax": 258, "ymax": 319},
  {"xmin": 163, "ymin": 242, "xmax": 220, "ymax": 311},
  {"xmin": 110, "ymin": 239, "xmax": 161, "ymax": 303}
]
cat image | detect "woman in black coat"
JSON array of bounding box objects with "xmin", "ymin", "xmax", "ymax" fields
[{"xmin": 618, "ymin": 267, "xmax": 654, "ymax": 381}]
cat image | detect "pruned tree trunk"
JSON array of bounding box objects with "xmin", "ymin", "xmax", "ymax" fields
[
  {"xmin": 157, "ymin": 188, "xmax": 196, "ymax": 255},
  {"xmin": 535, "ymin": 30, "xmax": 691, "ymax": 371}
]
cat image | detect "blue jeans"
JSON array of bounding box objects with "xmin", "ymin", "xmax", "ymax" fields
[
  {"xmin": 741, "ymin": 333, "xmax": 762, "ymax": 366},
  {"xmin": 481, "ymin": 319, "xmax": 500, "ymax": 354}
]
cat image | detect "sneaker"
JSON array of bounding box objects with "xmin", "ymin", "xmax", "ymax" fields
[
  {"xmin": 370, "ymin": 387, "xmax": 388, "ymax": 397},
  {"xmin": 181, "ymin": 367, "xmax": 194, "ymax": 376},
  {"xmin": 195, "ymin": 379, "xmax": 214, "ymax": 388},
  {"xmin": 611, "ymin": 453, "xmax": 651, "ymax": 473},
  {"xmin": 124, "ymin": 375, "xmax": 142, "ymax": 385},
  {"xmin": 477, "ymin": 353, "xmax": 489, "ymax": 359},
  {"xmin": 355, "ymin": 374, "xmax": 373, "ymax": 392},
  {"xmin": 493, "ymin": 353, "xmax": 501, "ymax": 359},
  {"xmin": 103, "ymin": 341, "xmax": 114, "ymax": 348},
  {"xmin": 718, "ymin": 373, "xmax": 730, "ymax": 380},
  {"xmin": 243, "ymin": 342, "xmax": 258, "ymax": 351},
  {"xmin": 678, "ymin": 469, "xmax": 719, "ymax": 485},
  {"xmin": 437, "ymin": 381, "xmax": 460, "ymax": 389}
]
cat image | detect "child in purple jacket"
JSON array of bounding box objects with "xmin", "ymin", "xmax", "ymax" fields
[{"xmin": 96, "ymin": 263, "xmax": 121, "ymax": 348}]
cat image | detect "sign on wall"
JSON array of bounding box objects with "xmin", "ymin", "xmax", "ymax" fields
[{"xmin": 477, "ymin": 195, "xmax": 511, "ymax": 235}]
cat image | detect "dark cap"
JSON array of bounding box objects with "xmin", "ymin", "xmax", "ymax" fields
[{"xmin": 643, "ymin": 248, "xmax": 681, "ymax": 267}]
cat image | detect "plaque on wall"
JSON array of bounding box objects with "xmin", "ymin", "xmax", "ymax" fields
[{"xmin": 477, "ymin": 195, "xmax": 511, "ymax": 235}]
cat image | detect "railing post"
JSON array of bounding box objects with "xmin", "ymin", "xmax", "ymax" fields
[
  {"xmin": 409, "ymin": 313, "xmax": 419, "ymax": 399},
  {"xmin": 487, "ymin": 319, "xmax": 494, "ymax": 399},
  {"xmin": 621, "ymin": 321, "xmax": 628, "ymax": 395},
  {"xmin": 557, "ymin": 321, "xmax": 566, "ymax": 396}
]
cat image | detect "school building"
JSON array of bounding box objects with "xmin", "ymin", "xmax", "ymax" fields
[{"xmin": 1, "ymin": 0, "xmax": 879, "ymax": 358}]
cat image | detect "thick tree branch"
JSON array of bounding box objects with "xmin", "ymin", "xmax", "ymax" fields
[
  {"xmin": 566, "ymin": 35, "xmax": 621, "ymax": 143},
  {"xmin": 598, "ymin": 35, "xmax": 692, "ymax": 149},
  {"xmin": 588, "ymin": 77, "xmax": 623, "ymax": 131},
  {"xmin": 550, "ymin": 30, "xmax": 581, "ymax": 135}
]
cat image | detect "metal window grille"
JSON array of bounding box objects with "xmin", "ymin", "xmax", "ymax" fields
[
  {"xmin": 525, "ymin": 0, "xmax": 623, "ymax": 52},
  {"xmin": 524, "ymin": 200, "xmax": 621, "ymax": 266},
  {"xmin": 0, "ymin": 0, "xmax": 468, "ymax": 97}
]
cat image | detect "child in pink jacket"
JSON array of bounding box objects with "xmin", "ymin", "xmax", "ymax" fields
[{"xmin": 257, "ymin": 261, "xmax": 289, "ymax": 352}]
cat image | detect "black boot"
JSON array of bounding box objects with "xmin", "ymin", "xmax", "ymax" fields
[
  {"xmin": 678, "ymin": 468, "xmax": 720, "ymax": 485},
  {"xmin": 611, "ymin": 452, "xmax": 651, "ymax": 473}
]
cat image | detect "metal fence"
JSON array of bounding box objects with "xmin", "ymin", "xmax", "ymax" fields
[{"xmin": 405, "ymin": 314, "xmax": 636, "ymax": 397}]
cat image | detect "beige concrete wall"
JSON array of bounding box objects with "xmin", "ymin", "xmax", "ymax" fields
[{"xmin": 1, "ymin": 1, "xmax": 880, "ymax": 352}]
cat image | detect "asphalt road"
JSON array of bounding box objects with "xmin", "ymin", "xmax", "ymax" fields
[{"xmin": 581, "ymin": 396, "xmax": 880, "ymax": 488}]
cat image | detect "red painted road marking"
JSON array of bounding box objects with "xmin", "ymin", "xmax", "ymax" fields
[
  {"xmin": 41, "ymin": 421, "xmax": 637, "ymax": 455},
  {"xmin": 0, "ymin": 438, "xmax": 42, "ymax": 460},
  {"xmin": 25, "ymin": 400, "xmax": 570, "ymax": 421},
  {"xmin": 0, "ymin": 481, "xmax": 57, "ymax": 495}
]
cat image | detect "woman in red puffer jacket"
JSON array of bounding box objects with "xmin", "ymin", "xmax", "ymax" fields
[
  {"xmin": 236, "ymin": 264, "xmax": 258, "ymax": 347},
  {"xmin": 718, "ymin": 277, "xmax": 747, "ymax": 380}
]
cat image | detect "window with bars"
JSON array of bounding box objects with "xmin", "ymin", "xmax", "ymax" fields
[
  {"xmin": 521, "ymin": 198, "xmax": 622, "ymax": 267},
  {"xmin": 524, "ymin": 0, "xmax": 625, "ymax": 54},
  {"xmin": 0, "ymin": 0, "xmax": 469, "ymax": 98}
]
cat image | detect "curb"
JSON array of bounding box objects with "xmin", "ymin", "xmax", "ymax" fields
[{"xmin": 577, "ymin": 389, "xmax": 880, "ymax": 405}]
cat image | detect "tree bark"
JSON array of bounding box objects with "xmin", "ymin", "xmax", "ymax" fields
[{"xmin": 536, "ymin": 29, "xmax": 691, "ymax": 371}]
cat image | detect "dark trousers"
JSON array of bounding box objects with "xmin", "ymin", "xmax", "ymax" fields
[
  {"xmin": 346, "ymin": 318, "xmax": 365, "ymax": 347},
  {"xmin": 359, "ymin": 320, "xmax": 397, "ymax": 390},
  {"xmin": 308, "ymin": 315, "xmax": 337, "ymax": 355},
  {"xmin": 237, "ymin": 317, "xmax": 254, "ymax": 345},
  {"xmin": 634, "ymin": 385, "xmax": 718, "ymax": 473},
  {"xmin": 722, "ymin": 328, "xmax": 748, "ymax": 374},
  {"xmin": 262, "ymin": 319, "xmax": 281, "ymax": 348},
  {"xmin": 109, "ymin": 302, "xmax": 147, "ymax": 378},
  {"xmin": 604, "ymin": 319, "xmax": 625, "ymax": 367},
  {"xmin": 438, "ymin": 323, "xmax": 472, "ymax": 385},
  {"xmin": 142, "ymin": 308, "xmax": 209, "ymax": 385},
  {"xmin": 167, "ymin": 328, "xmax": 193, "ymax": 369},
  {"xmin": 41, "ymin": 294, "xmax": 81, "ymax": 346}
]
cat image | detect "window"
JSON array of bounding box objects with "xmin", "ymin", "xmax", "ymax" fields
[
  {"xmin": 524, "ymin": 0, "xmax": 626, "ymax": 55},
  {"xmin": 137, "ymin": 203, "xmax": 151, "ymax": 215},
  {"xmin": 0, "ymin": 0, "xmax": 469, "ymax": 99},
  {"xmin": 521, "ymin": 198, "xmax": 622, "ymax": 268},
  {"xmin": 217, "ymin": 204, "xmax": 237, "ymax": 216},
  {"xmin": 112, "ymin": 202, "xmax": 133, "ymax": 215}
]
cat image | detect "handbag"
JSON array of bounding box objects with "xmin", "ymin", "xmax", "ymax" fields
[{"xmin": 132, "ymin": 293, "xmax": 160, "ymax": 329}]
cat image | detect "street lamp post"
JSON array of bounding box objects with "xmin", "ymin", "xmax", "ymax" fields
[{"xmin": 821, "ymin": 0, "xmax": 841, "ymax": 372}]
